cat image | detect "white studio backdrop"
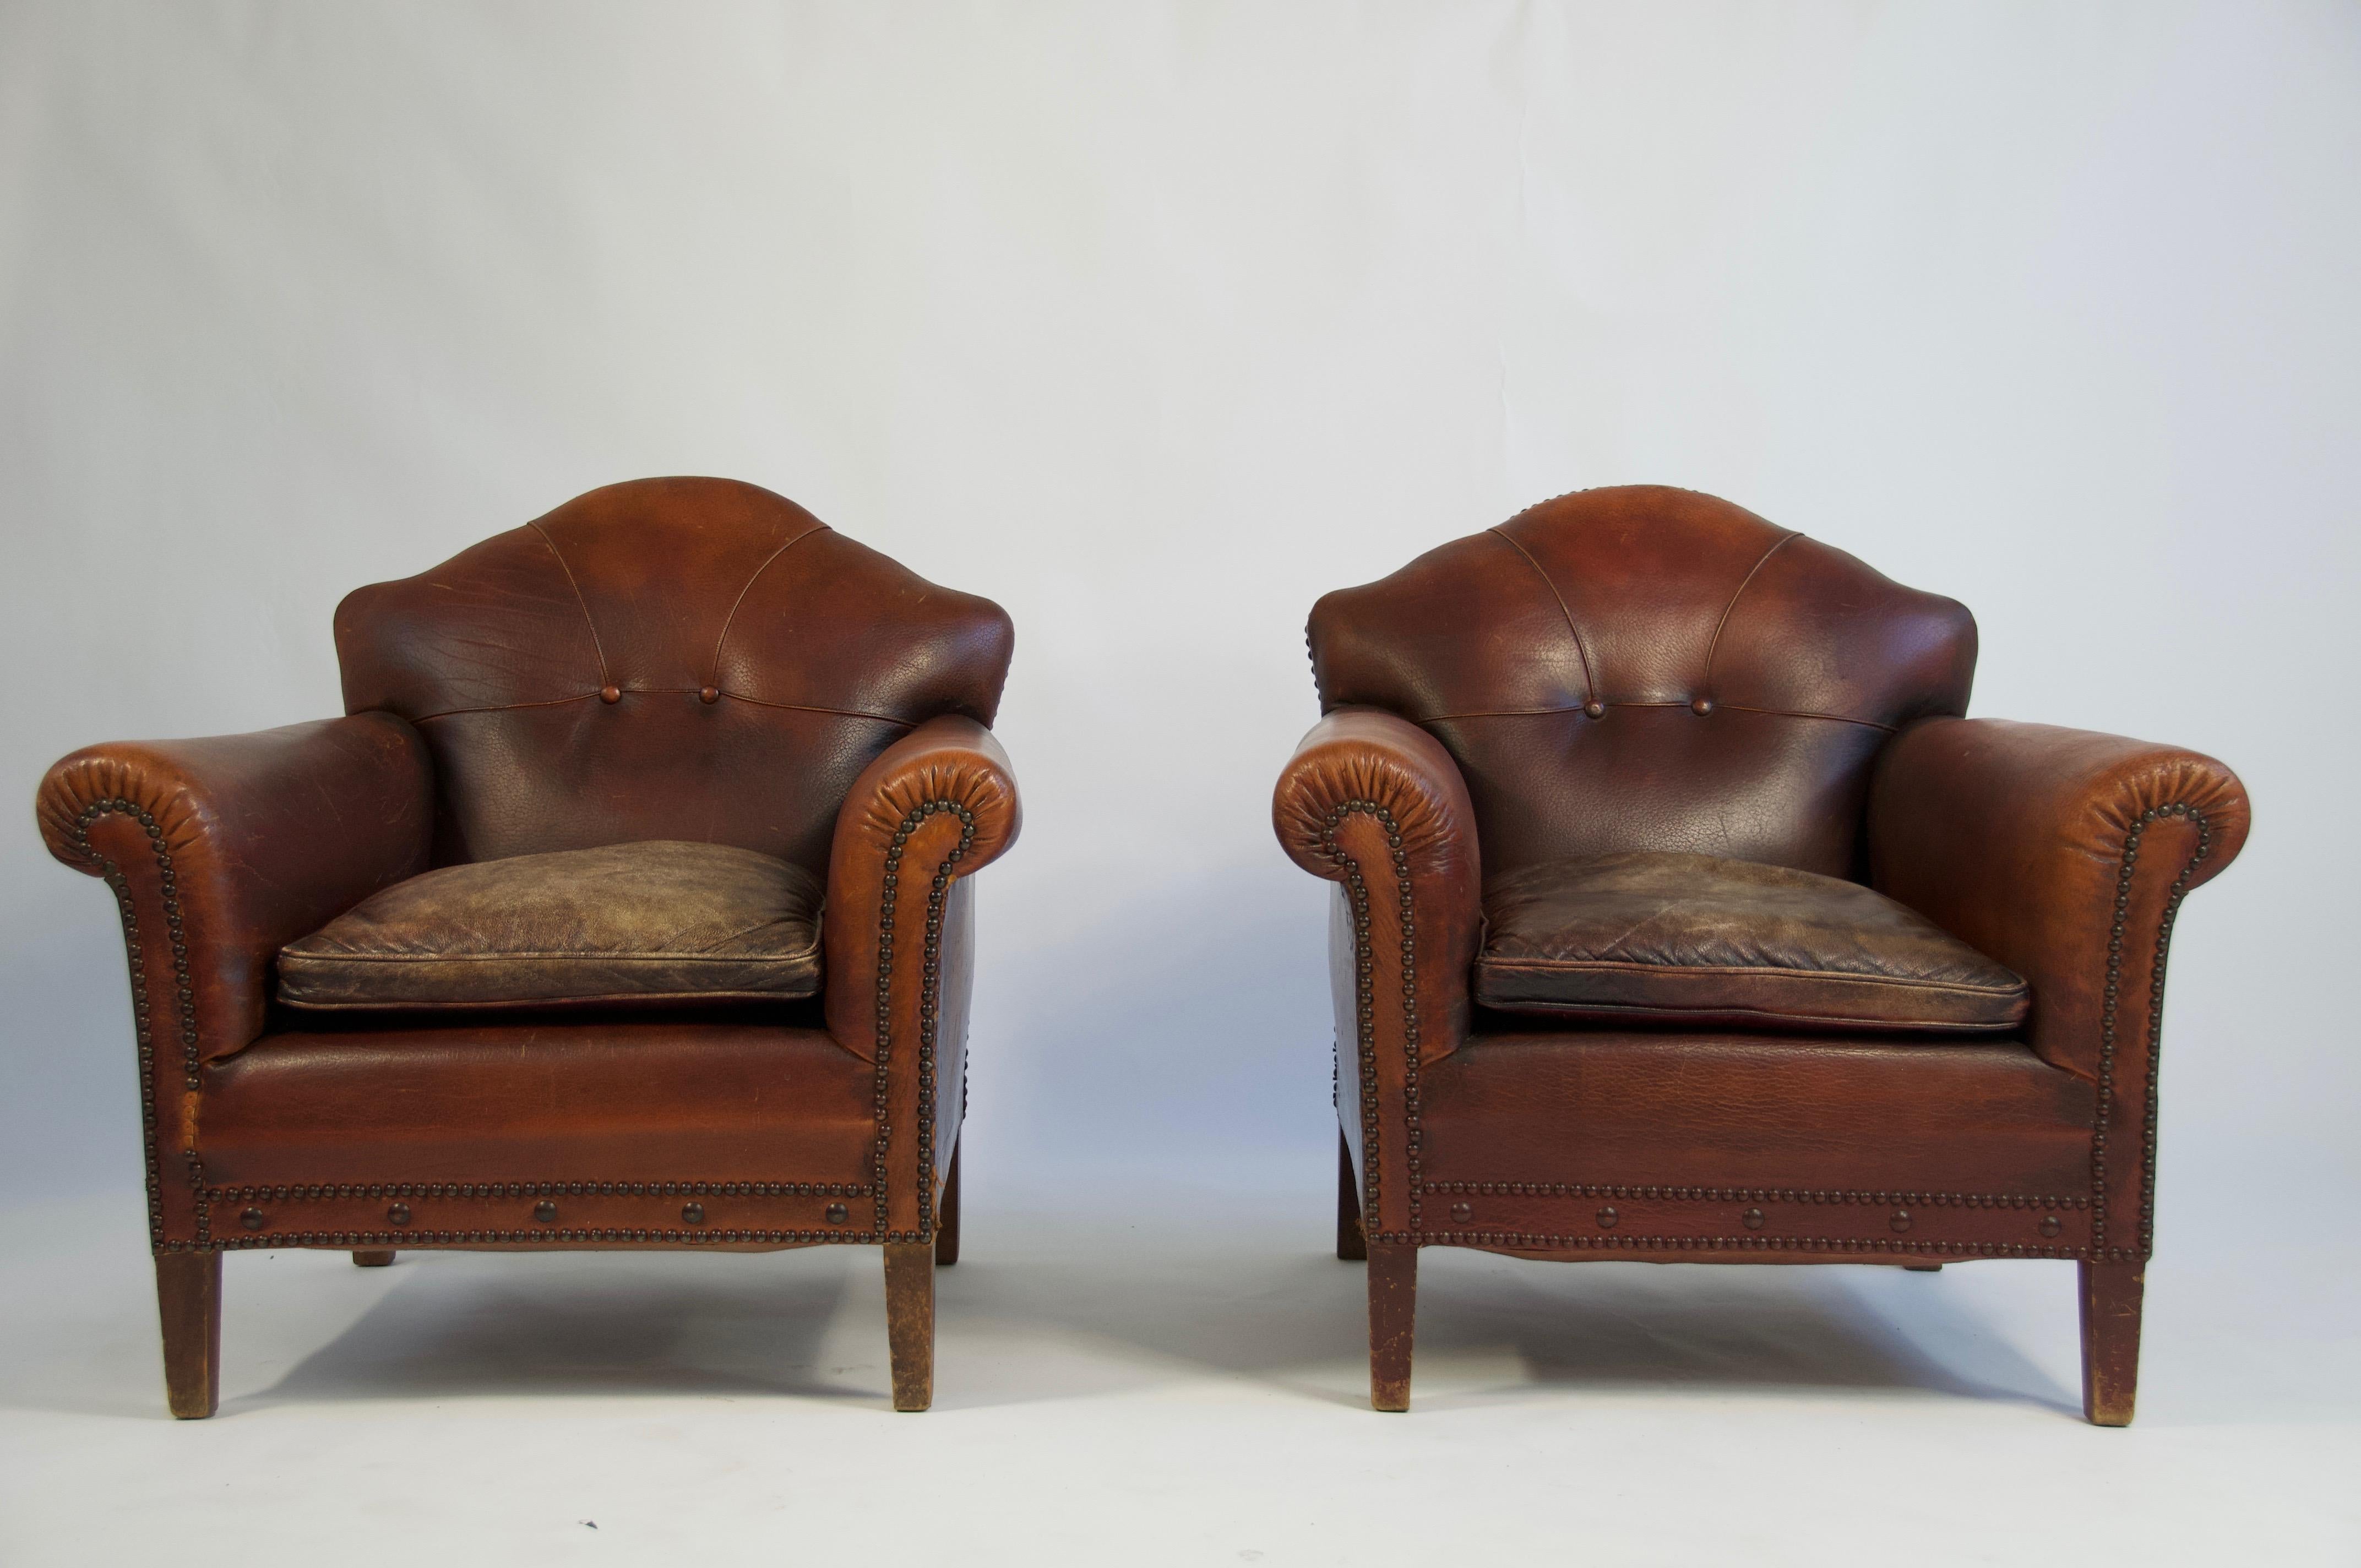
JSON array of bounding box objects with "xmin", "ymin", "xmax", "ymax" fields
[{"xmin": 2, "ymin": 0, "xmax": 2355, "ymax": 1281}]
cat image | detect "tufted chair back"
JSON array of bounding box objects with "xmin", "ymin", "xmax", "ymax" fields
[
  {"xmin": 336, "ymin": 477, "xmax": 1013, "ymax": 872},
  {"xmin": 1307, "ymin": 486, "xmax": 1975, "ymax": 882}
]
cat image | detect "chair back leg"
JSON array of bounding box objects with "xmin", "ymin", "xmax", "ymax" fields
[
  {"xmin": 883, "ymin": 1241, "xmax": 936, "ymax": 1412},
  {"xmin": 154, "ymin": 1251, "xmax": 222, "ymax": 1419},
  {"xmin": 1367, "ymin": 1240, "xmax": 1416, "ymax": 1412},
  {"xmin": 2080, "ymin": 1260, "xmax": 2146, "ymax": 1426}
]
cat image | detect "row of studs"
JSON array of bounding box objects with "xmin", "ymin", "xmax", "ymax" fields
[
  {"xmin": 2093, "ymin": 803, "xmax": 2209, "ymax": 1257},
  {"xmin": 203, "ymin": 1180, "xmax": 870, "ymax": 1202},
  {"xmin": 74, "ymin": 798, "xmax": 199, "ymax": 1250},
  {"xmin": 1381, "ymin": 1229, "xmax": 2107, "ymax": 1258},
  {"xmin": 208, "ymin": 1227, "xmax": 885, "ymax": 1250},
  {"xmin": 232, "ymin": 1197, "xmax": 856, "ymax": 1231},
  {"xmin": 1425, "ymin": 1182, "xmax": 2092, "ymax": 1209},
  {"xmin": 1443, "ymin": 1200, "xmax": 2070, "ymax": 1237},
  {"xmin": 1320, "ymin": 800, "xmax": 1421, "ymax": 1238},
  {"xmin": 871, "ymin": 798, "xmax": 973, "ymax": 1245}
]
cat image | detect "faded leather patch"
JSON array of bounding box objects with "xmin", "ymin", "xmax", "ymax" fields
[
  {"xmin": 278, "ymin": 840, "xmax": 822, "ymax": 1010},
  {"xmin": 1476, "ymin": 851, "xmax": 2026, "ymax": 1034}
]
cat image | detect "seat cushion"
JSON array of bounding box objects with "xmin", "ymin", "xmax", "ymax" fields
[
  {"xmin": 1473, "ymin": 852, "xmax": 2027, "ymax": 1033},
  {"xmin": 278, "ymin": 840, "xmax": 823, "ymax": 1010}
]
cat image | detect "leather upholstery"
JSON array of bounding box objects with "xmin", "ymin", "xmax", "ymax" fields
[
  {"xmin": 35, "ymin": 478, "xmax": 1017, "ymax": 1272},
  {"xmin": 1308, "ymin": 485, "xmax": 1974, "ymax": 881},
  {"xmin": 278, "ymin": 840, "xmax": 823, "ymax": 1011},
  {"xmin": 335, "ymin": 476, "xmax": 1014, "ymax": 873},
  {"xmin": 1475, "ymin": 851, "xmax": 2027, "ymax": 1033}
]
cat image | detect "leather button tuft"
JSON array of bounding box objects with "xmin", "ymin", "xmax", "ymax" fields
[
  {"xmin": 1690, "ymin": 696, "xmax": 1714, "ymax": 716},
  {"xmin": 533, "ymin": 1200, "xmax": 558, "ymax": 1224},
  {"xmin": 1595, "ymin": 1205, "xmax": 1619, "ymax": 1229},
  {"xmin": 599, "ymin": 684, "xmax": 622, "ymax": 704},
  {"xmin": 1449, "ymin": 1202, "xmax": 1472, "ymax": 1224},
  {"xmin": 681, "ymin": 1202, "xmax": 705, "ymax": 1226},
  {"xmin": 825, "ymin": 1202, "xmax": 849, "ymax": 1224},
  {"xmin": 1582, "ymin": 700, "xmax": 1606, "ymax": 720},
  {"xmin": 698, "ymin": 686, "xmax": 720, "ymax": 704},
  {"xmin": 239, "ymin": 1207, "xmax": 266, "ymax": 1231},
  {"xmin": 386, "ymin": 1203, "xmax": 411, "ymax": 1227}
]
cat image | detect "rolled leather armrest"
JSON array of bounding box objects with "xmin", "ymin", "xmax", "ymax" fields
[
  {"xmin": 37, "ymin": 714, "xmax": 437, "ymax": 1069},
  {"xmin": 1272, "ymin": 707, "xmax": 1483, "ymax": 1243},
  {"xmin": 1869, "ymin": 718, "xmax": 2249, "ymax": 1260},
  {"xmin": 823, "ymin": 715, "xmax": 1019, "ymax": 1240}
]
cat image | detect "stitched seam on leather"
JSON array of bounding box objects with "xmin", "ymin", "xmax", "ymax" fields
[
  {"xmin": 73, "ymin": 799, "xmax": 208, "ymax": 1252},
  {"xmin": 281, "ymin": 948, "xmax": 822, "ymax": 963},
  {"xmin": 2092, "ymin": 803, "xmax": 2210, "ymax": 1262},
  {"xmin": 1700, "ymin": 530, "xmax": 1800, "ymax": 694},
  {"xmin": 1485, "ymin": 526, "xmax": 1597, "ymax": 704},
  {"xmin": 410, "ymin": 693, "xmax": 601, "ymax": 723},
  {"xmin": 716, "ymin": 692, "xmax": 918, "ymax": 725},
  {"xmin": 1417, "ymin": 701, "xmax": 1894, "ymax": 731},
  {"xmin": 1319, "ymin": 802, "xmax": 1422, "ymax": 1243},
  {"xmin": 527, "ymin": 520, "xmax": 612, "ymax": 689},
  {"xmin": 872, "ymin": 799, "xmax": 976, "ymax": 1245},
  {"xmin": 1477, "ymin": 958, "xmax": 2025, "ymax": 994},
  {"xmin": 708, "ymin": 523, "xmax": 831, "ymax": 689}
]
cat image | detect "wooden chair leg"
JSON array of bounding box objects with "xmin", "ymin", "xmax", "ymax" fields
[
  {"xmin": 1336, "ymin": 1130, "xmax": 1367, "ymax": 1261},
  {"xmin": 2080, "ymin": 1259, "xmax": 2145, "ymax": 1427},
  {"xmin": 883, "ymin": 1241, "xmax": 935, "ymax": 1412},
  {"xmin": 934, "ymin": 1146, "xmax": 962, "ymax": 1267},
  {"xmin": 352, "ymin": 1250, "xmax": 396, "ymax": 1267},
  {"xmin": 1367, "ymin": 1239, "xmax": 1416, "ymax": 1412},
  {"xmin": 154, "ymin": 1251, "xmax": 221, "ymax": 1420}
]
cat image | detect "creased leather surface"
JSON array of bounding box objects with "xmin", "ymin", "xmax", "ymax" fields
[
  {"xmin": 1308, "ymin": 485, "xmax": 1976, "ymax": 880},
  {"xmin": 335, "ymin": 476, "xmax": 1014, "ymax": 873},
  {"xmin": 278, "ymin": 840, "xmax": 823, "ymax": 1010},
  {"xmin": 1476, "ymin": 851, "xmax": 2026, "ymax": 1032}
]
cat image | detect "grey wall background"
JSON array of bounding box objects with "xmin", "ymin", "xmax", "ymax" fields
[{"xmin": 2, "ymin": 2, "xmax": 2353, "ymax": 1238}]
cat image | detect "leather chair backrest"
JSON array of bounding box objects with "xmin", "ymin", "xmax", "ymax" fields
[
  {"xmin": 337, "ymin": 477, "xmax": 1013, "ymax": 872},
  {"xmin": 1307, "ymin": 486, "xmax": 1974, "ymax": 881}
]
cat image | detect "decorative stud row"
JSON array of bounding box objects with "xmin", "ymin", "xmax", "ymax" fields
[
  {"xmin": 1380, "ymin": 1229, "xmax": 2121, "ymax": 1259},
  {"xmin": 203, "ymin": 1180, "xmax": 868, "ymax": 1203},
  {"xmin": 1424, "ymin": 1182, "xmax": 2091, "ymax": 1210},
  {"xmin": 872, "ymin": 798, "xmax": 975, "ymax": 1244}
]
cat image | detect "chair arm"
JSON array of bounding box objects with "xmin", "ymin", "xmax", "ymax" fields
[
  {"xmin": 1869, "ymin": 718, "xmax": 2249, "ymax": 1260},
  {"xmin": 35, "ymin": 714, "xmax": 433, "ymax": 1250},
  {"xmin": 1272, "ymin": 707, "xmax": 1483, "ymax": 1243},
  {"xmin": 822, "ymin": 715, "xmax": 1019, "ymax": 1242}
]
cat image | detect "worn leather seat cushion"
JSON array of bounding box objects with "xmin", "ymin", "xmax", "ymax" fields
[
  {"xmin": 1475, "ymin": 851, "xmax": 2027, "ymax": 1033},
  {"xmin": 278, "ymin": 840, "xmax": 822, "ymax": 1010}
]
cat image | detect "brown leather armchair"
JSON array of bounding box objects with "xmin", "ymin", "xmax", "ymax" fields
[
  {"xmin": 36, "ymin": 477, "xmax": 1018, "ymax": 1416},
  {"xmin": 1274, "ymin": 485, "xmax": 2248, "ymax": 1422}
]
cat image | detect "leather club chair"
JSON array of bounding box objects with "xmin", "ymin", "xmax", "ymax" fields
[
  {"xmin": 1273, "ymin": 485, "xmax": 2248, "ymax": 1421},
  {"xmin": 36, "ymin": 477, "xmax": 1019, "ymax": 1416}
]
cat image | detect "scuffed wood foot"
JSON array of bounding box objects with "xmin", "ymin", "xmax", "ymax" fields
[
  {"xmin": 154, "ymin": 1251, "xmax": 221, "ymax": 1419},
  {"xmin": 884, "ymin": 1241, "xmax": 935, "ymax": 1412},
  {"xmin": 1336, "ymin": 1130, "xmax": 1367, "ymax": 1262},
  {"xmin": 1367, "ymin": 1240, "xmax": 1416, "ymax": 1412},
  {"xmin": 352, "ymin": 1250, "xmax": 396, "ymax": 1267},
  {"xmin": 934, "ymin": 1146, "xmax": 962, "ymax": 1267},
  {"xmin": 2080, "ymin": 1259, "xmax": 2145, "ymax": 1427},
  {"xmin": 1904, "ymin": 1264, "xmax": 1942, "ymax": 1272}
]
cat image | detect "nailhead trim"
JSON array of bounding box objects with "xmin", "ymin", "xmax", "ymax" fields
[
  {"xmin": 72, "ymin": 798, "xmax": 203, "ymax": 1250},
  {"xmin": 203, "ymin": 1180, "xmax": 870, "ymax": 1202},
  {"xmin": 209, "ymin": 1228, "xmax": 880, "ymax": 1249},
  {"xmin": 1382, "ymin": 1230, "xmax": 2090, "ymax": 1258},
  {"xmin": 2093, "ymin": 802, "xmax": 2209, "ymax": 1260},
  {"xmin": 1423, "ymin": 1182, "xmax": 2092, "ymax": 1207},
  {"xmin": 873, "ymin": 798, "xmax": 974, "ymax": 1245},
  {"xmin": 1319, "ymin": 799, "xmax": 1422, "ymax": 1238}
]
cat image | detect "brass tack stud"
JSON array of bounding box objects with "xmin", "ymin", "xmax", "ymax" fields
[
  {"xmin": 1742, "ymin": 1207, "xmax": 1765, "ymax": 1230},
  {"xmin": 599, "ymin": 684, "xmax": 622, "ymax": 704},
  {"xmin": 1450, "ymin": 1202, "xmax": 1472, "ymax": 1223},
  {"xmin": 2039, "ymin": 1214, "xmax": 2063, "ymax": 1238},
  {"xmin": 681, "ymin": 1202, "xmax": 705, "ymax": 1226},
  {"xmin": 825, "ymin": 1202, "xmax": 848, "ymax": 1224},
  {"xmin": 1690, "ymin": 696, "xmax": 1714, "ymax": 716},
  {"xmin": 1890, "ymin": 1210, "xmax": 1913, "ymax": 1233},
  {"xmin": 239, "ymin": 1207, "xmax": 265, "ymax": 1231},
  {"xmin": 1582, "ymin": 700, "xmax": 1606, "ymax": 720},
  {"xmin": 387, "ymin": 1203, "xmax": 410, "ymax": 1227},
  {"xmin": 533, "ymin": 1201, "xmax": 558, "ymax": 1224},
  {"xmin": 698, "ymin": 686, "xmax": 719, "ymax": 704},
  {"xmin": 1596, "ymin": 1205, "xmax": 1619, "ymax": 1229}
]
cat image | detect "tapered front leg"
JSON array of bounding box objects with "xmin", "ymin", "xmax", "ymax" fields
[
  {"xmin": 883, "ymin": 1242, "xmax": 935, "ymax": 1412},
  {"xmin": 1367, "ymin": 1240, "xmax": 1416, "ymax": 1412},
  {"xmin": 154, "ymin": 1251, "xmax": 221, "ymax": 1419},
  {"xmin": 2080, "ymin": 1260, "xmax": 2146, "ymax": 1426},
  {"xmin": 934, "ymin": 1146, "xmax": 962, "ymax": 1267},
  {"xmin": 1335, "ymin": 1131, "xmax": 1366, "ymax": 1262}
]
